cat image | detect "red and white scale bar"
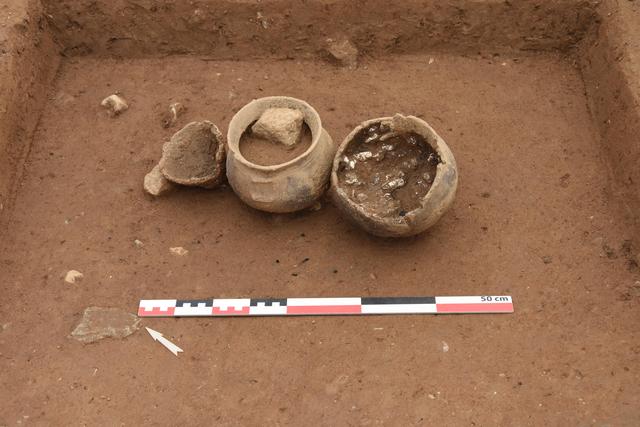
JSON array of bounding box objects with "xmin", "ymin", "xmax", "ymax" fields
[{"xmin": 138, "ymin": 296, "xmax": 513, "ymax": 317}]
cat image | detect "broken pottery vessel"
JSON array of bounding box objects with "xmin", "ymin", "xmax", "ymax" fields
[
  {"xmin": 158, "ymin": 120, "xmax": 226, "ymax": 189},
  {"xmin": 330, "ymin": 114, "xmax": 458, "ymax": 237},
  {"xmin": 226, "ymin": 96, "xmax": 335, "ymax": 213}
]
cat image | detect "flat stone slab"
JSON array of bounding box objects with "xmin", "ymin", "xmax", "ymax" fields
[{"xmin": 70, "ymin": 307, "xmax": 140, "ymax": 344}]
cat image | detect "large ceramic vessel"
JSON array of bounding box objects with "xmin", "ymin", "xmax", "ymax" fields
[{"xmin": 226, "ymin": 96, "xmax": 335, "ymax": 213}]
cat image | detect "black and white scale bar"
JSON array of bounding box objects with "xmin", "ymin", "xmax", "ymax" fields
[{"xmin": 138, "ymin": 296, "xmax": 513, "ymax": 317}]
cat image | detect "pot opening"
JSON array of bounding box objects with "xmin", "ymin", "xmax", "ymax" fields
[
  {"xmin": 239, "ymin": 119, "xmax": 313, "ymax": 166},
  {"xmin": 336, "ymin": 121, "xmax": 441, "ymax": 218}
]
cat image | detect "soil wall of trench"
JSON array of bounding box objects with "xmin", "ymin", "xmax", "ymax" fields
[
  {"xmin": 0, "ymin": 0, "xmax": 59, "ymax": 220},
  {"xmin": 579, "ymin": 0, "xmax": 640, "ymax": 237},
  {"xmin": 41, "ymin": 0, "xmax": 598, "ymax": 57}
]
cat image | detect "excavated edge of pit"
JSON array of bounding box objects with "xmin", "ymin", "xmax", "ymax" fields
[
  {"xmin": 1, "ymin": 0, "xmax": 639, "ymax": 242},
  {"xmin": 40, "ymin": 0, "xmax": 598, "ymax": 58},
  {"xmin": 579, "ymin": 0, "xmax": 640, "ymax": 242},
  {"xmin": 0, "ymin": 0, "xmax": 60, "ymax": 228}
]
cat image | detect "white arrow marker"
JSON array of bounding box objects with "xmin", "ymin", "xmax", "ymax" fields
[{"xmin": 145, "ymin": 327, "xmax": 183, "ymax": 356}]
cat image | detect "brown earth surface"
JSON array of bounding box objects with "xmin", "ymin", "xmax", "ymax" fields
[{"xmin": 1, "ymin": 53, "xmax": 639, "ymax": 426}]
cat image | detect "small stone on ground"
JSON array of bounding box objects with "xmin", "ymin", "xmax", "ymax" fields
[
  {"xmin": 65, "ymin": 270, "xmax": 84, "ymax": 284},
  {"xmin": 326, "ymin": 37, "xmax": 358, "ymax": 69},
  {"xmin": 100, "ymin": 94, "xmax": 128, "ymax": 116},
  {"xmin": 162, "ymin": 102, "xmax": 185, "ymax": 128},
  {"xmin": 70, "ymin": 307, "xmax": 140, "ymax": 344},
  {"xmin": 170, "ymin": 246, "xmax": 189, "ymax": 256},
  {"xmin": 144, "ymin": 164, "xmax": 175, "ymax": 196}
]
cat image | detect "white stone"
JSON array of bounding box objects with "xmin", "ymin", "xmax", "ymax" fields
[
  {"xmin": 251, "ymin": 108, "xmax": 304, "ymax": 147},
  {"xmin": 256, "ymin": 11, "xmax": 269, "ymax": 29},
  {"xmin": 170, "ymin": 247, "xmax": 189, "ymax": 256},
  {"xmin": 100, "ymin": 94, "xmax": 128, "ymax": 116},
  {"xmin": 65, "ymin": 270, "xmax": 84, "ymax": 284},
  {"xmin": 354, "ymin": 151, "xmax": 373, "ymax": 161},
  {"xmin": 382, "ymin": 178, "xmax": 406, "ymax": 191},
  {"xmin": 144, "ymin": 164, "xmax": 174, "ymax": 196},
  {"xmin": 162, "ymin": 102, "xmax": 185, "ymax": 128}
]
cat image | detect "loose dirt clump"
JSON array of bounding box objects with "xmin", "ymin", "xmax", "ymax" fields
[
  {"xmin": 337, "ymin": 122, "xmax": 440, "ymax": 217},
  {"xmin": 240, "ymin": 121, "xmax": 313, "ymax": 166}
]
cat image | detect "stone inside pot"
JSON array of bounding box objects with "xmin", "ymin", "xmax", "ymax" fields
[
  {"xmin": 158, "ymin": 120, "xmax": 226, "ymax": 188},
  {"xmin": 336, "ymin": 121, "xmax": 440, "ymax": 217},
  {"xmin": 239, "ymin": 107, "xmax": 313, "ymax": 166}
]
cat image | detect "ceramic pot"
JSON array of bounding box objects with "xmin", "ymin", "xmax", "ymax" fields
[
  {"xmin": 226, "ymin": 96, "xmax": 335, "ymax": 213},
  {"xmin": 330, "ymin": 114, "xmax": 458, "ymax": 237}
]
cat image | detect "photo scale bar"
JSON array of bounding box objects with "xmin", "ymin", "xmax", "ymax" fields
[{"xmin": 138, "ymin": 296, "xmax": 513, "ymax": 317}]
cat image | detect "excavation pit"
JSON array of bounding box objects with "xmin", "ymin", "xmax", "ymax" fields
[{"xmin": 1, "ymin": 0, "xmax": 639, "ymax": 424}]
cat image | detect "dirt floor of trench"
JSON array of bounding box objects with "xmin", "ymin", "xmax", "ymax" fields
[{"xmin": 1, "ymin": 54, "xmax": 639, "ymax": 425}]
